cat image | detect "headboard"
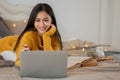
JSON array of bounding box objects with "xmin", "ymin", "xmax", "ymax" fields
[
  {"xmin": 4, "ymin": 19, "xmax": 27, "ymax": 35},
  {"xmin": 0, "ymin": 17, "xmax": 11, "ymax": 37}
]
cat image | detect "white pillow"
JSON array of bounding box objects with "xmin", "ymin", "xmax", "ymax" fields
[{"xmin": 1, "ymin": 51, "xmax": 16, "ymax": 62}]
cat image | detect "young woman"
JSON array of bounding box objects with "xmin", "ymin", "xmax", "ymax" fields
[{"xmin": 0, "ymin": 3, "xmax": 62, "ymax": 67}]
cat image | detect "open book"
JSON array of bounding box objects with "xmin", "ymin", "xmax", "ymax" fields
[{"xmin": 67, "ymin": 56, "xmax": 97, "ymax": 70}]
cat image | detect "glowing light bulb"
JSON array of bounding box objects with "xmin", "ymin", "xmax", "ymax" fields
[
  {"xmin": 13, "ymin": 24, "xmax": 16, "ymax": 27},
  {"xmin": 72, "ymin": 46, "xmax": 76, "ymax": 49},
  {"xmin": 104, "ymin": 48, "xmax": 107, "ymax": 51},
  {"xmin": 85, "ymin": 44, "xmax": 88, "ymax": 47},
  {"xmin": 23, "ymin": 20, "xmax": 27, "ymax": 23},
  {"xmin": 82, "ymin": 48, "xmax": 85, "ymax": 51}
]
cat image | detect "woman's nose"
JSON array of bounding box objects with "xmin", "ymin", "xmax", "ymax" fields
[{"xmin": 39, "ymin": 21, "xmax": 45, "ymax": 26}]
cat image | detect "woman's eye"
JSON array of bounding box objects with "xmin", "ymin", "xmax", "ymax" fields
[{"xmin": 44, "ymin": 19, "xmax": 49, "ymax": 22}]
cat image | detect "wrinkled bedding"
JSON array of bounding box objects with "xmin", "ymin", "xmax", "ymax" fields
[{"xmin": 0, "ymin": 61, "xmax": 120, "ymax": 80}]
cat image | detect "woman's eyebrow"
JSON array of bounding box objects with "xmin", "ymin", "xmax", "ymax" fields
[{"xmin": 43, "ymin": 17, "xmax": 49, "ymax": 19}]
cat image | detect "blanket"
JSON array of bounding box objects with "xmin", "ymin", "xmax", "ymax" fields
[{"xmin": 0, "ymin": 61, "xmax": 120, "ymax": 80}]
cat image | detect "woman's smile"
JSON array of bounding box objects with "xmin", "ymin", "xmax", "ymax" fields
[{"xmin": 34, "ymin": 11, "xmax": 52, "ymax": 36}]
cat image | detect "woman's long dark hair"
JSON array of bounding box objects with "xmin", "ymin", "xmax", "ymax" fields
[{"xmin": 14, "ymin": 3, "xmax": 62, "ymax": 51}]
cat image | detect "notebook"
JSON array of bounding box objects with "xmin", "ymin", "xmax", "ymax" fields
[{"xmin": 20, "ymin": 50, "xmax": 67, "ymax": 78}]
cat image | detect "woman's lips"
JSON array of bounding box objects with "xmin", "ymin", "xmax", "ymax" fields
[{"xmin": 38, "ymin": 27, "xmax": 46, "ymax": 31}]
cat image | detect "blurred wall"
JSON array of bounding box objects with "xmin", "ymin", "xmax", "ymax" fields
[{"xmin": 0, "ymin": 0, "xmax": 120, "ymax": 49}]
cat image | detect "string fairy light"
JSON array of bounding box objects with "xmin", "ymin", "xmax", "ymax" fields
[
  {"xmin": 85, "ymin": 44, "xmax": 88, "ymax": 47},
  {"xmin": 12, "ymin": 19, "xmax": 27, "ymax": 28},
  {"xmin": 104, "ymin": 48, "xmax": 107, "ymax": 51},
  {"xmin": 82, "ymin": 48, "xmax": 85, "ymax": 52},
  {"xmin": 72, "ymin": 45, "xmax": 76, "ymax": 49},
  {"xmin": 12, "ymin": 24, "xmax": 16, "ymax": 27},
  {"xmin": 23, "ymin": 20, "xmax": 27, "ymax": 23}
]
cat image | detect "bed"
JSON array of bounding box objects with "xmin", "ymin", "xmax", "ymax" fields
[{"xmin": 0, "ymin": 60, "xmax": 120, "ymax": 80}]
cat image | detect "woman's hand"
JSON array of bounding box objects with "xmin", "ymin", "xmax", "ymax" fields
[
  {"xmin": 21, "ymin": 44, "xmax": 31, "ymax": 51},
  {"xmin": 43, "ymin": 24, "xmax": 56, "ymax": 36}
]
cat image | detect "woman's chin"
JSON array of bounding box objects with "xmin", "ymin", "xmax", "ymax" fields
[{"xmin": 38, "ymin": 31, "xmax": 45, "ymax": 36}]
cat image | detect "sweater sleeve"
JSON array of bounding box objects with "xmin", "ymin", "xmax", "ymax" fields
[
  {"xmin": 42, "ymin": 35, "xmax": 61, "ymax": 50},
  {"xmin": 42, "ymin": 35, "xmax": 53, "ymax": 50},
  {"xmin": 42, "ymin": 25, "xmax": 59, "ymax": 50},
  {"xmin": 42, "ymin": 25, "xmax": 61, "ymax": 50},
  {"xmin": 15, "ymin": 32, "xmax": 33, "ymax": 66},
  {"xmin": 51, "ymin": 35, "xmax": 61, "ymax": 50}
]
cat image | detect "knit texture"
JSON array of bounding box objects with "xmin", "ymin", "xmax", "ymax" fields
[{"xmin": 0, "ymin": 25, "xmax": 61, "ymax": 66}]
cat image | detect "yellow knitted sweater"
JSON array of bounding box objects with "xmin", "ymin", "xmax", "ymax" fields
[{"xmin": 0, "ymin": 26, "xmax": 61, "ymax": 66}]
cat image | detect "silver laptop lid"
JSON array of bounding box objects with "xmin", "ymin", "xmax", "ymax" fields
[{"xmin": 20, "ymin": 50, "xmax": 67, "ymax": 78}]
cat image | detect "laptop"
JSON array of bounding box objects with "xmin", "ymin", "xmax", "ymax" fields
[{"xmin": 20, "ymin": 50, "xmax": 67, "ymax": 78}]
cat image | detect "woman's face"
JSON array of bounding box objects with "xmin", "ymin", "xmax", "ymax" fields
[{"xmin": 34, "ymin": 11, "xmax": 52, "ymax": 36}]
